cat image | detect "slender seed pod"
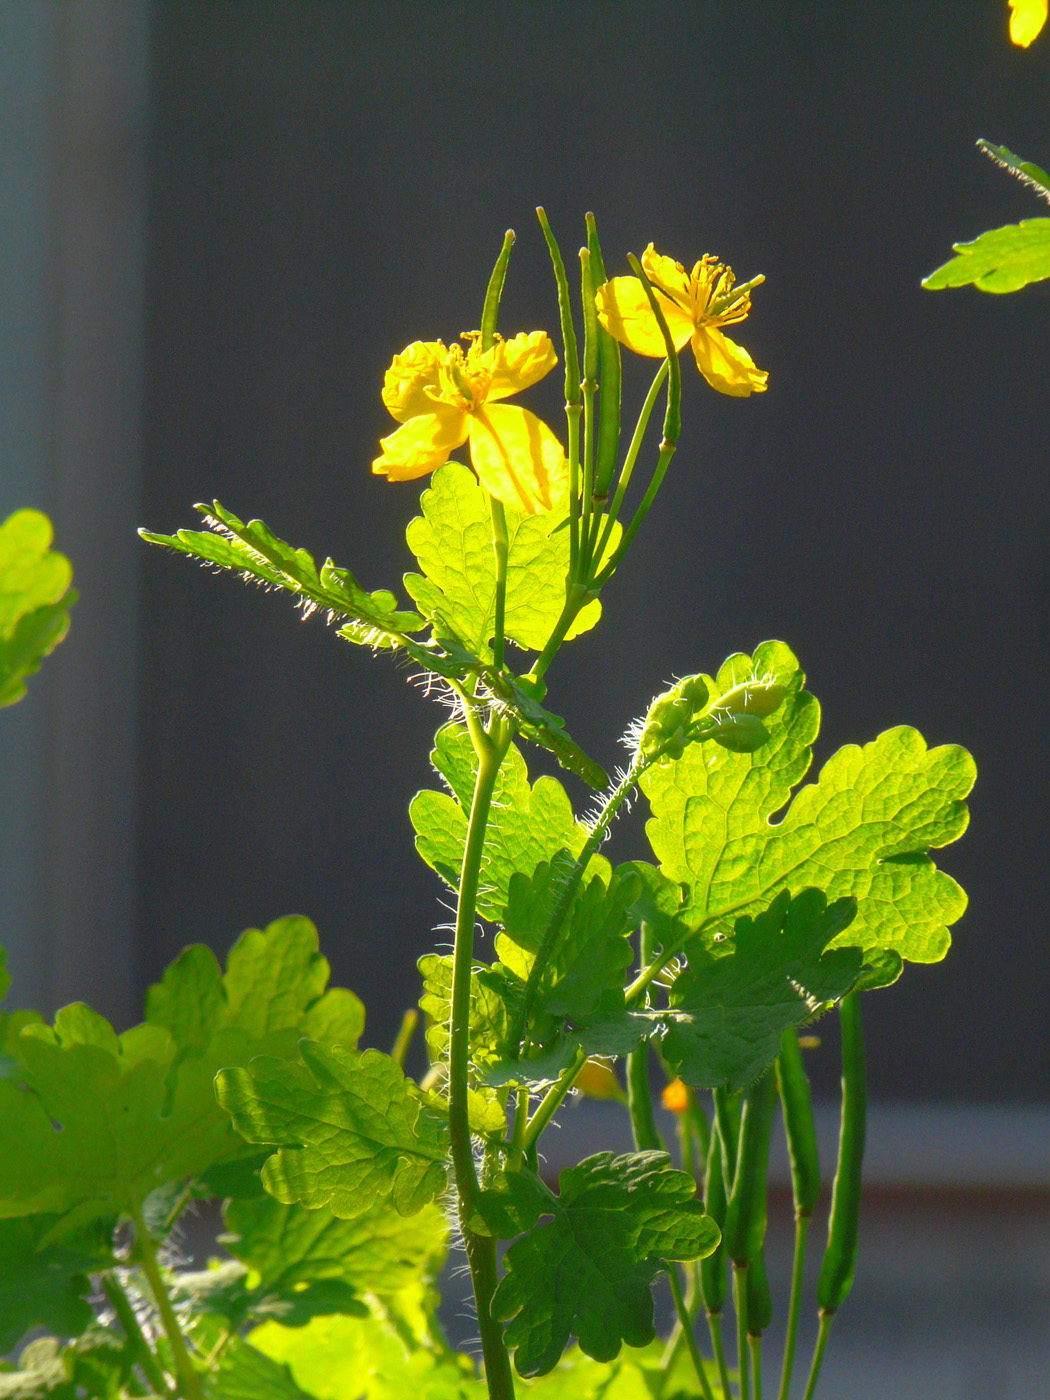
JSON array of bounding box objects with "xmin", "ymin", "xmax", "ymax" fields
[
  {"xmin": 580, "ymin": 248, "xmax": 599, "ymax": 387},
  {"xmin": 700, "ymin": 1117, "xmax": 729, "ymax": 1317},
  {"xmin": 723, "ymin": 1069, "xmax": 777, "ymax": 1267},
  {"xmin": 776, "ymin": 1028, "xmax": 821, "ymax": 1219},
  {"xmin": 712, "ymin": 1085, "xmax": 739, "ymax": 1189},
  {"xmin": 746, "ymin": 1246, "xmax": 773, "ymax": 1338},
  {"xmin": 626, "ymin": 252, "xmax": 682, "ymax": 446},
  {"xmin": 586, "ymin": 212, "xmax": 621, "ymax": 500},
  {"xmin": 536, "ymin": 209, "xmax": 581, "ymax": 404},
  {"xmin": 479, "ymin": 229, "xmax": 515, "ymax": 351},
  {"xmin": 817, "ymin": 993, "xmax": 867, "ymax": 1315}
]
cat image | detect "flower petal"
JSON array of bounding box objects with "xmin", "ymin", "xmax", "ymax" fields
[
  {"xmin": 382, "ymin": 341, "xmax": 447, "ymax": 423},
  {"xmin": 468, "ymin": 405, "xmax": 567, "ymax": 514},
  {"xmin": 372, "ymin": 405, "xmax": 468, "ymax": 481},
  {"xmin": 485, "ymin": 331, "xmax": 558, "ymax": 402},
  {"xmin": 640, "ymin": 244, "xmax": 693, "ymax": 311},
  {"xmin": 1009, "ymin": 0, "xmax": 1047, "ymax": 47},
  {"xmin": 595, "ymin": 276, "xmax": 693, "ymax": 358},
  {"xmin": 690, "ymin": 327, "xmax": 768, "ymax": 397}
]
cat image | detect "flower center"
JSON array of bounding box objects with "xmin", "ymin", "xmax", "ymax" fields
[
  {"xmin": 437, "ymin": 335, "xmax": 492, "ymax": 412},
  {"xmin": 691, "ymin": 257, "xmax": 764, "ymax": 329}
]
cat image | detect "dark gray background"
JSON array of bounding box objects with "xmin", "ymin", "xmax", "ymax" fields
[{"xmin": 7, "ymin": 2, "xmax": 1047, "ymax": 1105}]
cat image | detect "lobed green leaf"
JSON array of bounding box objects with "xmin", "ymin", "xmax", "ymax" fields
[
  {"xmin": 922, "ymin": 218, "xmax": 1050, "ymax": 292},
  {"xmin": 215, "ymin": 1043, "xmax": 449, "ymax": 1220},
  {"xmin": 492, "ymin": 1151, "xmax": 719, "ymax": 1377},
  {"xmin": 404, "ymin": 462, "xmax": 612, "ymax": 657},
  {"xmin": 660, "ymin": 889, "xmax": 863, "ymax": 1091},
  {"xmin": 640, "ymin": 642, "xmax": 974, "ymax": 965},
  {"xmin": 0, "ymin": 510, "xmax": 76, "ymax": 708},
  {"xmin": 140, "ymin": 502, "xmax": 423, "ymax": 644},
  {"xmin": 411, "ymin": 726, "xmax": 604, "ymax": 922},
  {"xmin": 0, "ymin": 1215, "xmax": 116, "ymax": 1353}
]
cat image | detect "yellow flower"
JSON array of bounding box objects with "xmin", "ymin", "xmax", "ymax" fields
[
  {"xmin": 1009, "ymin": 0, "xmax": 1047, "ymax": 46},
  {"xmin": 661, "ymin": 1079, "xmax": 691, "ymax": 1115},
  {"xmin": 596, "ymin": 244, "xmax": 768, "ymax": 397},
  {"xmin": 373, "ymin": 331, "xmax": 567, "ymax": 514}
]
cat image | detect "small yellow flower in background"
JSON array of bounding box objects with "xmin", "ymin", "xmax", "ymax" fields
[
  {"xmin": 596, "ymin": 244, "xmax": 768, "ymax": 397},
  {"xmin": 661, "ymin": 1078, "xmax": 691, "ymax": 1114},
  {"xmin": 373, "ymin": 330, "xmax": 567, "ymax": 514},
  {"xmin": 1009, "ymin": 0, "xmax": 1047, "ymax": 47},
  {"xmin": 574, "ymin": 1057, "xmax": 626, "ymax": 1102}
]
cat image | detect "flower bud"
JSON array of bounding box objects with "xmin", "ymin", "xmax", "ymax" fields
[{"xmin": 711, "ymin": 712, "xmax": 770, "ymax": 752}]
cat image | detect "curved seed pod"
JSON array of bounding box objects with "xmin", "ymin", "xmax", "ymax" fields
[
  {"xmin": 700, "ymin": 1116, "xmax": 728, "ymax": 1316},
  {"xmin": 817, "ymin": 993, "xmax": 867, "ymax": 1314},
  {"xmin": 776, "ymin": 1028, "xmax": 821, "ymax": 1219},
  {"xmin": 480, "ymin": 230, "xmax": 515, "ymax": 351},
  {"xmin": 723, "ymin": 1069, "xmax": 777, "ymax": 1267},
  {"xmin": 587, "ymin": 214, "xmax": 622, "ymax": 501}
]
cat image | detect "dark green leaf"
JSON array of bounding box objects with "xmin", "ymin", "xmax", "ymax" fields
[
  {"xmin": 661, "ymin": 889, "xmax": 862, "ymax": 1091},
  {"xmin": 0, "ymin": 1214, "xmax": 115, "ymax": 1352},
  {"xmin": 492, "ymin": 1151, "xmax": 719, "ymax": 1377}
]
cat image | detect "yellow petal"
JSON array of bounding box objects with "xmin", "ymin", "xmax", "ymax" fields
[
  {"xmin": 468, "ymin": 405, "xmax": 567, "ymax": 514},
  {"xmin": 595, "ymin": 276, "xmax": 693, "ymax": 358},
  {"xmin": 691, "ymin": 326, "xmax": 768, "ymax": 397},
  {"xmin": 1009, "ymin": 0, "xmax": 1047, "ymax": 46},
  {"xmin": 485, "ymin": 331, "xmax": 558, "ymax": 402},
  {"xmin": 640, "ymin": 243, "xmax": 693, "ymax": 311},
  {"xmin": 372, "ymin": 405, "xmax": 467, "ymax": 481},
  {"xmin": 381, "ymin": 341, "xmax": 447, "ymax": 424}
]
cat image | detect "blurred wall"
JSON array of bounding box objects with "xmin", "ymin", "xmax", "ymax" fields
[
  {"xmin": 1, "ymin": 2, "xmax": 1047, "ymax": 1108},
  {"xmin": 0, "ymin": 0, "xmax": 147, "ymax": 1024}
]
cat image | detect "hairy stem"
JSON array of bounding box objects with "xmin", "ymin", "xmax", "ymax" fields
[
  {"xmin": 449, "ymin": 722, "xmax": 515, "ymax": 1399},
  {"xmin": 130, "ymin": 1210, "xmax": 206, "ymax": 1400},
  {"xmin": 102, "ymin": 1275, "xmax": 171, "ymax": 1397},
  {"xmin": 509, "ymin": 754, "xmax": 644, "ymax": 1057}
]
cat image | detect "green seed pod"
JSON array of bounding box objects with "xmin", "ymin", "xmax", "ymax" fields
[
  {"xmin": 700, "ymin": 1118, "xmax": 728, "ymax": 1316},
  {"xmin": 746, "ymin": 1245, "xmax": 773, "ymax": 1337},
  {"xmin": 711, "ymin": 713, "xmax": 769, "ymax": 753},
  {"xmin": 723, "ymin": 1069, "xmax": 777, "ymax": 1267},
  {"xmin": 817, "ymin": 993, "xmax": 867, "ymax": 1315},
  {"xmin": 776, "ymin": 1029, "xmax": 821, "ymax": 1220}
]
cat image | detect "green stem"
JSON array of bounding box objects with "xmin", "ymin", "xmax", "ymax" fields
[
  {"xmin": 131, "ymin": 1210, "xmax": 206, "ymax": 1400},
  {"xmin": 520, "ymin": 1048, "xmax": 588, "ymax": 1155},
  {"xmin": 749, "ymin": 1335, "xmax": 764, "ymax": 1400},
  {"xmin": 103, "ymin": 1275, "xmax": 171, "ymax": 1398},
  {"xmin": 529, "ymin": 580, "xmax": 591, "ymax": 682},
  {"xmin": 448, "ymin": 724, "xmax": 515, "ymax": 1400},
  {"xmin": 627, "ymin": 923, "xmax": 662, "ymax": 1154},
  {"xmin": 593, "ymin": 441, "xmax": 676, "ymax": 587},
  {"xmin": 590, "ymin": 358, "xmax": 669, "ymax": 572},
  {"xmin": 707, "ymin": 1312, "xmax": 733, "ymax": 1400},
  {"xmin": 800, "ymin": 1313, "xmax": 833, "ymax": 1400},
  {"xmin": 776, "ymin": 1215, "xmax": 811, "ymax": 1400},
  {"xmin": 391, "ymin": 1009, "xmax": 418, "ymax": 1069},
  {"xmin": 669, "ymin": 1266, "xmax": 716, "ymax": 1400},
  {"xmin": 508, "ymin": 754, "xmax": 644, "ymax": 1057},
  {"xmin": 579, "ymin": 247, "xmax": 599, "ymax": 573},
  {"xmin": 489, "ymin": 494, "xmax": 509, "ymax": 672},
  {"xmin": 733, "ymin": 1264, "xmax": 751, "ymax": 1400},
  {"xmin": 567, "ymin": 402, "xmax": 582, "ymax": 578},
  {"xmin": 712, "ymin": 1088, "xmax": 739, "ymax": 1188}
]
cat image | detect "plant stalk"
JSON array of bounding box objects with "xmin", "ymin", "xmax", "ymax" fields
[
  {"xmin": 448, "ymin": 723, "xmax": 515, "ymax": 1399},
  {"xmin": 668, "ymin": 1266, "xmax": 717, "ymax": 1400},
  {"xmin": 102, "ymin": 1275, "xmax": 171, "ymax": 1398},
  {"xmin": 130, "ymin": 1210, "xmax": 206, "ymax": 1400},
  {"xmin": 776, "ymin": 1214, "xmax": 811, "ymax": 1400}
]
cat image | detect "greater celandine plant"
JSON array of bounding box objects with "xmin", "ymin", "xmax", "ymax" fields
[{"xmin": 0, "ymin": 214, "xmax": 975, "ymax": 1400}]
